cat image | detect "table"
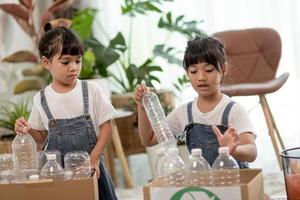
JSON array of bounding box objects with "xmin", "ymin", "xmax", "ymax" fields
[{"xmin": 104, "ymin": 109, "xmax": 135, "ymax": 188}]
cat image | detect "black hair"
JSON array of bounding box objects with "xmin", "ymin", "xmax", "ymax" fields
[
  {"xmin": 183, "ymin": 36, "xmax": 226, "ymax": 71},
  {"xmin": 38, "ymin": 23, "xmax": 84, "ymax": 60}
]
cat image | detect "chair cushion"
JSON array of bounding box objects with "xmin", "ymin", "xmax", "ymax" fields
[{"xmin": 221, "ymin": 73, "xmax": 289, "ymax": 96}]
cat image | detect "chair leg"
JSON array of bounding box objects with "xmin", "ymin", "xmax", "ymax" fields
[
  {"xmin": 111, "ymin": 119, "xmax": 135, "ymax": 188},
  {"xmin": 263, "ymin": 96, "xmax": 286, "ymax": 150},
  {"xmin": 104, "ymin": 143, "xmax": 116, "ymax": 185},
  {"xmin": 259, "ymin": 95, "xmax": 283, "ymax": 170}
]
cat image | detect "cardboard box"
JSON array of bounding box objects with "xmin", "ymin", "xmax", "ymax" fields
[
  {"xmin": 143, "ymin": 169, "xmax": 264, "ymax": 200},
  {"xmin": 0, "ymin": 173, "xmax": 98, "ymax": 200}
]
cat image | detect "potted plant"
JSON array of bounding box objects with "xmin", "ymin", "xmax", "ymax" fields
[{"xmin": 0, "ymin": 99, "xmax": 30, "ymax": 153}]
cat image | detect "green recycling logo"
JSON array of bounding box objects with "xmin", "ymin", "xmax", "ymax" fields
[{"xmin": 170, "ymin": 187, "xmax": 221, "ymax": 200}]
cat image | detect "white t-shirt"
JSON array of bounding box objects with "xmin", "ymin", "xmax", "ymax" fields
[
  {"xmin": 166, "ymin": 94, "xmax": 256, "ymax": 138},
  {"xmin": 28, "ymin": 80, "xmax": 118, "ymax": 136}
]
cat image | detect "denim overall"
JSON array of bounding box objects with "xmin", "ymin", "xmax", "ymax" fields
[
  {"xmin": 40, "ymin": 81, "xmax": 118, "ymax": 200},
  {"xmin": 184, "ymin": 101, "xmax": 248, "ymax": 168}
]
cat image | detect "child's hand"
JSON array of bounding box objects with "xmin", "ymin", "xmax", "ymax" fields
[
  {"xmin": 212, "ymin": 125, "xmax": 240, "ymax": 155},
  {"xmin": 90, "ymin": 157, "xmax": 100, "ymax": 178},
  {"xmin": 133, "ymin": 83, "xmax": 149, "ymax": 110},
  {"xmin": 14, "ymin": 117, "xmax": 31, "ymax": 135}
]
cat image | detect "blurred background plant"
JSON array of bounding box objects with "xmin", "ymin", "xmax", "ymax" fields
[
  {"xmin": 0, "ymin": 0, "xmax": 74, "ymax": 94},
  {"xmin": 0, "ymin": 0, "xmax": 204, "ymax": 95},
  {"xmin": 72, "ymin": 0, "xmax": 206, "ymax": 94},
  {"xmin": 0, "ymin": 99, "xmax": 30, "ymax": 136}
]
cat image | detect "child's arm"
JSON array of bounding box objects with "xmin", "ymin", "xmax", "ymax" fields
[
  {"xmin": 231, "ymin": 132, "xmax": 257, "ymax": 162},
  {"xmin": 213, "ymin": 126, "xmax": 257, "ymax": 162},
  {"xmin": 134, "ymin": 84, "xmax": 158, "ymax": 147},
  {"xmin": 89, "ymin": 120, "xmax": 112, "ymax": 178},
  {"xmin": 15, "ymin": 117, "xmax": 47, "ymax": 146}
]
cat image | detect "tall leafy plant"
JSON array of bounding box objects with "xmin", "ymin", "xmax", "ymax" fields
[
  {"xmin": 84, "ymin": 0, "xmax": 206, "ymax": 93},
  {"xmin": 0, "ymin": 0, "xmax": 74, "ymax": 94}
]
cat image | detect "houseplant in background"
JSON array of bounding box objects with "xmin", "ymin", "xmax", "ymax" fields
[
  {"xmin": 0, "ymin": 99, "xmax": 30, "ymax": 153},
  {"xmin": 0, "ymin": 0, "xmax": 74, "ymax": 94},
  {"xmin": 71, "ymin": 0, "xmax": 206, "ymax": 157}
]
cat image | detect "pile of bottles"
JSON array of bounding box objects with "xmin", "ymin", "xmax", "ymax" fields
[
  {"xmin": 0, "ymin": 133, "xmax": 92, "ymax": 184},
  {"xmin": 154, "ymin": 146, "xmax": 240, "ymax": 187},
  {"xmin": 143, "ymin": 90, "xmax": 240, "ymax": 187}
]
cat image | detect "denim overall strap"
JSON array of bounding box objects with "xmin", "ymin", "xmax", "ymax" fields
[
  {"xmin": 221, "ymin": 101, "xmax": 235, "ymax": 126},
  {"xmin": 81, "ymin": 80, "xmax": 89, "ymax": 115},
  {"xmin": 40, "ymin": 89, "xmax": 55, "ymax": 125},
  {"xmin": 187, "ymin": 101, "xmax": 193, "ymax": 123}
]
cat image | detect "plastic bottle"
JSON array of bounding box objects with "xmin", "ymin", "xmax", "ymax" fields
[
  {"xmin": 154, "ymin": 147, "xmax": 168, "ymax": 178},
  {"xmin": 29, "ymin": 174, "xmax": 39, "ymax": 181},
  {"xmin": 160, "ymin": 147, "xmax": 186, "ymax": 186},
  {"xmin": 64, "ymin": 170, "xmax": 74, "ymax": 180},
  {"xmin": 186, "ymin": 148, "xmax": 211, "ymax": 186},
  {"xmin": 40, "ymin": 154, "xmax": 65, "ymax": 180},
  {"xmin": 211, "ymin": 147, "xmax": 240, "ymax": 185},
  {"xmin": 37, "ymin": 150, "xmax": 62, "ymax": 171},
  {"xmin": 12, "ymin": 134, "xmax": 37, "ymax": 170},
  {"xmin": 64, "ymin": 151, "xmax": 91, "ymax": 178},
  {"xmin": 0, "ymin": 154, "xmax": 15, "ymax": 172},
  {"xmin": 142, "ymin": 91, "xmax": 176, "ymax": 147}
]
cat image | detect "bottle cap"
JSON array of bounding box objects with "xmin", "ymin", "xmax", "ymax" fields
[
  {"xmin": 46, "ymin": 154, "xmax": 56, "ymax": 160},
  {"xmin": 191, "ymin": 148, "xmax": 202, "ymax": 156},
  {"xmin": 218, "ymin": 147, "xmax": 229, "ymax": 154}
]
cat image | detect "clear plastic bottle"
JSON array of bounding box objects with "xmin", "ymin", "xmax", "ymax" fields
[
  {"xmin": 12, "ymin": 134, "xmax": 37, "ymax": 170},
  {"xmin": 64, "ymin": 170, "xmax": 74, "ymax": 180},
  {"xmin": 40, "ymin": 154, "xmax": 65, "ymax": 180},
  {"xmin": 211, "ymin": 147, "xmax": 240, "ymax": 185},
  {"xmin": 142, "ymin": 91, "xmax": 176, "ymax": 147},
  {"xmin": 186, "ymin": 148, "xmax": 211, "ymax": 186},
  {"xmin": 154, "ymin": 147, "xmax": 168, "ymax": 178},
  {"xmin": 37, "ymin": 150, "xmax": 62, "ymax": 171},
  {"xmin": 160, "ymin": 147, "xmax": 186, "ymax": 186},
  {"xmin": 0, "ymin": 154, "xmax": 15, "ymax": 172},
  {"xmin": 64, "ymin": 151, "xmax": 91, "ymax": 178}
]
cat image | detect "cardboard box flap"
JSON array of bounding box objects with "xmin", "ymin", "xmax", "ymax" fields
[{"xmin": 143, "ymin": 169, "xmax": 264, "ymax": 200}]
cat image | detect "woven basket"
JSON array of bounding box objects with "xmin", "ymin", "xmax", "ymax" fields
[{"xmin": 0, "ymin": 139, "xmax": 13, "ymax": 154}]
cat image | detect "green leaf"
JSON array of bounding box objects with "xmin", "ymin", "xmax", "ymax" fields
[
  {"xmin": 173, "ymin": 74, "xmax": 190, "ymax": 92},
  {"xmin": 0, "ymin": 99, "xmax": 30, "ymax": 131},
  {"xmin": 71, "ymin": 8, "xmax": 97, "ymax": 40},
  {"xmin": 84, "ymin": 37, "xmax": 120, "ymax": 77},
  {"xmin": 80, "ymin": 50, "xmax": 96, "ymax": 79},
  {"xmin": 153, "ymin": 44, "xmax": 182, "ymax": 66},
  {"xmin": 109, "ymin": 32, "xmax": 127, "ymax": 53},
  {"xmin": 121, "ymin": 0, "xmax": 164, "ymax": 16},
  {"xmin": 158, "ymin": 12, "xmax": 207, "ymax": 39}
]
